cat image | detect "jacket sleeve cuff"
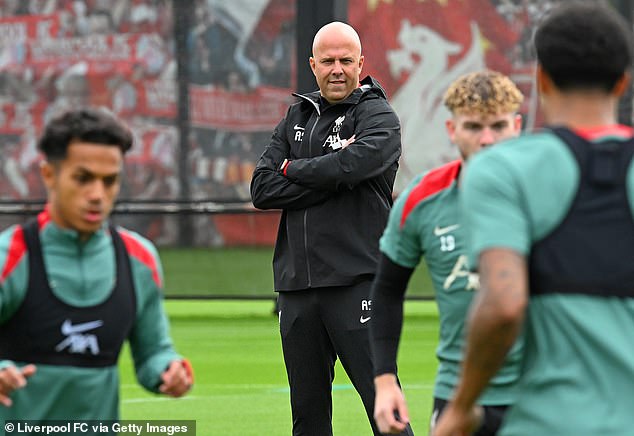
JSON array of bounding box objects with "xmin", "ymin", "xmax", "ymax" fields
[
  {"xmin": 279, "ymin": 159, "xmax": 291, "ymax": 176},
  {"xmin": 137, "ymin": 352, "xmax": 182, "ymax": 393}
]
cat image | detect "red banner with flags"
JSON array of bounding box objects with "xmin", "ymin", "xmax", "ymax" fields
[
  {"xmin": 0, "ymin": 14, "xmax": 59, "ymax": 44},
  {"xmin": 190, "ymin": 85, "xmax": 292, "ymax": 132}
]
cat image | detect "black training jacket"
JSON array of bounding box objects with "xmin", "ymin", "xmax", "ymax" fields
[{"xmin": 251, "ymin": 76, "xmax": 401, "ymax": 291}]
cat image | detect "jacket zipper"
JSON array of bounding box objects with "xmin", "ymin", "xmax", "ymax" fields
[
  {"xmin": 303, "ymin": 209, "xmax": 311, "ymax": 287},
  {"xmin": 303, "ymin": 110, "xmax": 321, "ymax": 287}
]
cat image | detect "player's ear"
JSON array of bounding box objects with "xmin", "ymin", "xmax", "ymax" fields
[
  {"xmin": 40, "ymin": 160, "xmax": 56, "ymax": 190},
  {"xmin": 536, "ymin": 64, "xmax": 553, "ymax": 95},
  {"xmin": 612, "ymin": 72, "xmax": 630, "ymax": 97},
  {"xmin": 445, "ymin": 118, "xmax": 456, "ymax": 142},
  {"xmin": 514, "ymin": 114, "xmax": 522, "ymax": 132},
  {"xmin": 309, "ymin": 57, "xmax": 316, "ymax": 76}
]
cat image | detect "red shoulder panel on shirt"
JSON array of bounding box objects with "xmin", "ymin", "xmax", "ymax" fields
[
  {"xmin": 1, "ymin": 226, "xmax": 26, "ymax": 282},
  {"xmin": 2, "ymin": 209, "xmax": 51, "ymax": 282},
  {"xmin": 118, "ymin": 229, "xmax": 162, "ymax": 288},
  {"xmin": 400, "ymin": 160, "xmax": 462, "ymax": 228},
  {"xmin": 37, "ymin": 209, "xmax": 51, "ymax": 229}
]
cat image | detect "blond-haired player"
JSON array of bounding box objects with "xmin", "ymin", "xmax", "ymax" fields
[{"xmin": 370, "ymin": 70, "xmax": 523, "ymax": 435}]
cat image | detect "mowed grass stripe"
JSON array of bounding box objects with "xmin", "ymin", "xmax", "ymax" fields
[
  {"xmin": 159, "ymin": 247, "xmax": 435, "ymax": 299},
  {"xmin": 119, "ymin": 300, "xmax": 439, "ymax": 435}
]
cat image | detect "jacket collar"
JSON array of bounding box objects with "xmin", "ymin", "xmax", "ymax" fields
[
  {"xmin": 292, "ymin": 75, "xmax": 386, "ymax": 114},
  {"xmin": 38, "ymin": 207, "xmax": 109, "ymax": 246}
]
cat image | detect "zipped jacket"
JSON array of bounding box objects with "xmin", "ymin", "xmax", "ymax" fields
[{"xmin": 251, "ymin": 76, "xmax": 401, "ymax": 290}]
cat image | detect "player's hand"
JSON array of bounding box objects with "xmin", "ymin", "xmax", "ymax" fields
[
  {"xmin": 159, "ymin": 359, "xmax": 193, "ymax": 397},
  {"xmin": 0, "ymin": 364, "xmax": 36, "ymax": 407},
  {"xmin": 373, "ymin": 373, "xmax": 410, "ymax": 434},
  {"xmin": 432, "ymin": 402, "xmax": 483, "ymax": 436},
  {"xmin": 341, "ymin": 134, "xmax": 356, "ymax": 149}
]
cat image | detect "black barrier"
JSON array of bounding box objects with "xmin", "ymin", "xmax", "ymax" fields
[{"xmin": 0, "ymin": 199, "xmax": 277, "ymax": 215}]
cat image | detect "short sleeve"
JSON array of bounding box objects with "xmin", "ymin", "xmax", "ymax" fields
[
  {"xmin": 461, "ymin": 151, "xmax": 531, "ymax": 269},
  {"xmin": 379, "ymin": 178, "xmax": 424, "ymax": 269}
]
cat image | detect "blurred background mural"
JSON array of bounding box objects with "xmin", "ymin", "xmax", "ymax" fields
[{"xmin": 0, "ymin": 0, "xmax": 629, "ymax": 247}]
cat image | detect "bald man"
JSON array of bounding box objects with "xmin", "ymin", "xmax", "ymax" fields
[{"xmin": 251, "ymin": 22, "xmax": 412, "ymax": 435}]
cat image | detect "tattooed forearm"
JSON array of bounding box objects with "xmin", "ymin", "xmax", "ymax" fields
[
  {"xmin": 449, "ymin": 248, "xmax": 528, "ymax": 411},
  {"xmin": 479, "ymin": 250, "xmax": 528, "ymax": 308}
]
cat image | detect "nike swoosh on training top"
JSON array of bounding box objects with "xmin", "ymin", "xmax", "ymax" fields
[
  {"xmin": 360, "ymin": 316, "xmax": 371, "ymax": 324},
  {"xmin": 61, "ymin": 319, "xmax": 104, "ymax": 335},
  {"xmin": 433, "ymin": 224, "xmax": 460, "ymax": 236},
  {"xmin": 293, "ymin": 124, "xmax": 305, "ymax": 130}
]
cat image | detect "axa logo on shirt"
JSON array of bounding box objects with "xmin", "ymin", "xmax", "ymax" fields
[
  {"xmin": 443, "ymin": 255, "xmax": 480, "ymax": 292},
  {"xmin": 55, "ymin": 319, "xmax": 103, "ymax": 355}
]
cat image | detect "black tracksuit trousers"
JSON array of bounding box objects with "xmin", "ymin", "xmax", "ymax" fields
[{"xmin": 278, "ymin": 280, "xmax": 414, "ymax": 436}]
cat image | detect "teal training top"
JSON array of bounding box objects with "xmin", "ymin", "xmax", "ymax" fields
[
  {"xmin": 380, "ymin": 160, "xmax": 522, "ymax": 404},
  {"xmin": 0, "ymin": 209, "xmax": 181, "ymax": 420},
  {"xmin": 462, "ymin": 125, "xmax": 634, "ymax": 435}
]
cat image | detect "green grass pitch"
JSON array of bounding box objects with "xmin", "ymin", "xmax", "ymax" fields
[
  {"xmin": 118, "ymin": 300, "xmax": 440, "ymax": 435},
  {"xmin": 158, "ymin": 247, "xmax": 435, "ymax": 299}
]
